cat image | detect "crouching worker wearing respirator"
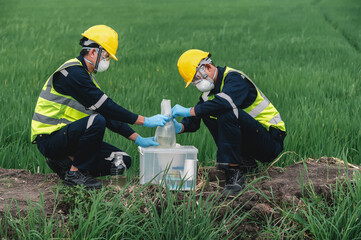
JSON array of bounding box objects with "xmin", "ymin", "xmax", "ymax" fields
[
  {"xmin": 31, "ymin": 25, "xmax": 169, "ymax": 189},
  {"xmin": 172, "ymin": 49, "xmax": 286, "ymax": 196}
]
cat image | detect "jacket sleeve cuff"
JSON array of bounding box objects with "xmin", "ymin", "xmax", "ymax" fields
[
  {"xmin": 194, "ymin": 105, "xmax": 202, "ymax": 116},
  {"xmin": 122, "ymin": 125, "xmax": 136, "ymax": 138},
  {"xmin": 129, "ymin": 113, "xmax": 139, "ymax": 124}
]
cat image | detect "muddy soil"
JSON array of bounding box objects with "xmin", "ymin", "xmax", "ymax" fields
[{"xmin": 0, "ymin": 157, "xmax": 356, "ymax": 238}]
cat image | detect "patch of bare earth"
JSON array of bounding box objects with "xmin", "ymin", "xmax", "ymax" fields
[
  {"xmin": 199, "ymin": 157, "xmax": 356, "ymax": 238},
  {"xmin": 0, "ymin": 157, "xmax": 357, "ymax": 238},
  {"xmin": 0, "ymin": 168, "xmax": 59, "ymax": 217}
]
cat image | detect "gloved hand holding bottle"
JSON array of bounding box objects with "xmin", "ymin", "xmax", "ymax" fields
[
  {"xmin": 143, "ymin": 114, "xmax": 170, "ymax": 128},
  {"xmin": 135, "ymin": 135, "xmax": 159, "ymax": 147},
  {"xmin": 172, "ymin": 119, "xmax": 183, "ymax": 134},
  {"xmin": 171, "ymin": 104, "xmax": 194, "ymax": 118}
]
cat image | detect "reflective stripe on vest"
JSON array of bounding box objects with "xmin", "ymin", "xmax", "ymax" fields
[
  {"xmin": 202, "ymin": 67, "xmax": 286, "ymax": 132},
  {"xmin": 30, "ymin": 58, "xmax": 104, "ymax": 142}
]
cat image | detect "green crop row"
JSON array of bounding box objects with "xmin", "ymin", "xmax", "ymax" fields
[{"xmin": 0, "ymin": 0, "xmax": 360, "ymax": 174}]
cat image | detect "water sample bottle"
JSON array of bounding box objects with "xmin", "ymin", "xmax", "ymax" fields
[
  {"xmin": 110, "ymin": 154, "xmax": 127, "ymax": 188},
  {"xmin": 155, "ymin": 99, "xmax": 176, "ymax": 148},
  {"xmin": 166, "ymin": 170, "xmax": 181, "ymax": 190}
]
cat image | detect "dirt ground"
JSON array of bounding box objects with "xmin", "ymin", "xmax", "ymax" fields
[{"xmin": 0, "ymin": 157, "xmax": 357, "ymax": 238}]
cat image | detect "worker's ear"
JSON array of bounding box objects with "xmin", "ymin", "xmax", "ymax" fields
[
  {"xmin": 85, "ymin": 48, "xmax": 97, "ymax": 60},
  {"xmin": 89, "ymin": 48, "xmax": 97, "ymax": 57}
]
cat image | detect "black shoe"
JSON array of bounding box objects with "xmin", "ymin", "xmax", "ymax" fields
[
  {"xmin": 223, "ymin": 167, "xmax": 245, "ymax": 196},
  {"xmin": 46, "ymin": 157, "xmax": 72, "ymax": 180},
  {"xmin": 63, "ymin": 170, "xmax": 102, "ymax": 189}
]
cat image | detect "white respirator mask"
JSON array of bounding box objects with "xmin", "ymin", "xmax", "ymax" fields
[
  {"xmin": 97, "ymin": 58, "xmax": 110, "ymax": 72},
  {"xmin": 195, "ymin": 78, "xmax": 215, "ymax": 92},
  {"xmin": 191, "ymin": 65, "xmax": 218, "ymax": 92}
]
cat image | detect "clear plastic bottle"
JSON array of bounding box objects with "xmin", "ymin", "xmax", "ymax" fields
[
  {"xmin": 154, "ymin": 99, "xmax": 176, "ymax": 148},
  {"xmin": 110, "ymin": 154, "xmax": 127, "ymax": 188},
  {"xmin": 118, "ymin": 168, "xmax": 127, "ymax": 187},
  {"xmin": 166, "ymin": 170, "xmax": 181, "ymax": 190}
]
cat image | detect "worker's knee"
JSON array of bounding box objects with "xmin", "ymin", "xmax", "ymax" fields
[
  {"xmin": 123, "ymin": 155, "xmax": 132, "ymax": 169},
  {"xmin": 88, "ymin": 114, "xmax": 106, "ymax": 131}
]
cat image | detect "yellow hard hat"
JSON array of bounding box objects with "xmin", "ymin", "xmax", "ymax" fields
[
  {"xmin": 177, "ymin": 49, "xmax": 209, "ymax": 88},
  {"xmin": 82, "ymin": 25, "xmax": 118, "ymax": 61}
]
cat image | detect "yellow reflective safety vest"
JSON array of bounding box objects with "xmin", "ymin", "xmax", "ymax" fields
[
  {"xmin": 31, "ymin": 58, "xmax": 100, "ymax": 143},
  {"xmin": 202, "ymin": 67, "xmax": 286, "ymax": 132}
]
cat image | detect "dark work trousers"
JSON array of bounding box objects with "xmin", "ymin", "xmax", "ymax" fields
[
  {"xmin": 36, "ymin": 114, "xmax": 131, "ymax": 177},
  {"xmin": 202, "ymin": 109, "xmax": 286, "ymax": 171}
]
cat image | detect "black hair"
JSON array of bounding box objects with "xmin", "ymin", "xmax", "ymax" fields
[{"xmin": 79, "ymin": 37, "xmax": 100, "ymax": 57}]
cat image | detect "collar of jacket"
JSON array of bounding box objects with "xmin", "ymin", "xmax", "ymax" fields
[
  {"xmin": 77, "ymin": 55, "xmax": 90, "ymax": 73},
  {"xmin": 209, "ymin": 66, "xmax": 225, "ymax": 95}
]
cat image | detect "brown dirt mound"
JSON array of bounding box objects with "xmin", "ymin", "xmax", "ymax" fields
[
  {"xmin": 0, "ymin": 157, "xmax": 357, "ymax": 238},
  {"xmin": 0, "ymin": 168, "xmax": 59, "ymax": 217},
  {"xmin": 197, "ymin": 157, "xmax": 356, "ymax": 238}
]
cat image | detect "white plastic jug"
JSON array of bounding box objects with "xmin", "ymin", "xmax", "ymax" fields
[{"xmin": 154, "ymin": 99, "xmax": 176, "ymax": 148}]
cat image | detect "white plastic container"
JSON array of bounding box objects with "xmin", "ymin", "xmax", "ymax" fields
[{"xmin": 139, "ymin": 145, "xmax": 198, "ymax": 191}]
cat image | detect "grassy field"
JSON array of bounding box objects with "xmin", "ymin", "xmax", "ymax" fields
[
  {"xmin": 0, "ymin": 0, "xmax": 360, "ymax": 238},
  {"xmin": 0, "ymin": 0, "xmax": 360, "ymax": 173}
]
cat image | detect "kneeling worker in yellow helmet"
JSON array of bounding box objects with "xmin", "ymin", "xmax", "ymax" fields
[
  {"xmin": 31, "ymin": 25, "xmax": 169, "ymax": 189},
  {"xmin": 172, "ymin": 49, "xmax": 286, "ymax": 195}
]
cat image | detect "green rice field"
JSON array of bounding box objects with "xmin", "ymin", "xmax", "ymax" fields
[
  {"xmin": 1, "ymin": 0, "xmax": 360, "ymax": 172},
  {"xmin": 0, "ymin": 0, "xmax": 361, "ymax": 238}
]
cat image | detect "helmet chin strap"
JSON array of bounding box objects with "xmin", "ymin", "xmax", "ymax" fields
[
  {"xmin": 93, "ymin": 47, "xmax": 103, "ymax": 74},
  {"xmin": 84, "ymin": 57, "xmax": 95, "ymax": 66},
  {"xmin": 212, "ymin": 68, "xmax": 218, "ymax": 82}
]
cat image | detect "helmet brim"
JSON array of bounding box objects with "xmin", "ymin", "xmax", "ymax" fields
[{"xmin": 108, "ymin": 52, "xmax": 118, "ymax": 61}]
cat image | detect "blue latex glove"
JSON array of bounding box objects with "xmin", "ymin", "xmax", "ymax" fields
[
  {"xmin": 143, "ymin": 114, "xmax": 170, "ymax": 128},
  {"xmin": 171, "ymin": 104, "xmax": 192, "ymax": 118},
  {"xmin": 135, "ymin": 135, "xmax": 159, "ymax": 147},
  {"xmin": 173, "ymin": 119, "xmax": 183, "ymax": 134}
]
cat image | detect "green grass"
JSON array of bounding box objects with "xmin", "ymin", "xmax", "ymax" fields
[
  {"xmin": 1, "ymin": 0, "xmax": 360, "ymax": 174},
  {"xmin": 0, "ymin": 0, "xmax": 360, "ymax": 238},
  {"xmin": 258, "ymin": 168, "xmax": 361, "ymax": 239},
  {"xmin": 1, "ymin": 0, "xmax": 360, "ymax": 172},
  {"xmin": 2, "ymin": 164, "xmax": 361, "ymax": 239},
  {"xmin": 1, "ymin": 183, "xmax": 248, "ymax": 239}
]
